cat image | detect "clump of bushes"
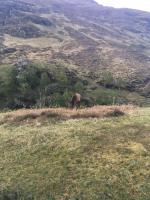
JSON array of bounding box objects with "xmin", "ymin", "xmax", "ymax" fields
[
  {"xmin": 0, "ymin": 63, "xmax": 136, "ymax": 110},
  {"xmin": 0, "ymin": 63, "xmax": 86, "ymax": 109}
]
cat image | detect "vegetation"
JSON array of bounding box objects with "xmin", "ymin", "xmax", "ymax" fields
[
  {"xmin": 0, "ymin": 63, "xmax": 84, "ymax": 109},
  {"xmin": 0, "ymin": 106, "xmax": 149, "ymax": 200},
  {"xmin": 0, "ymin": 0, "xmax": 150, "ymax": 106},
  {"xmin": 0, "ymin": 63, "xmax": 149, "ymax": 110},
  {"xmin": 0, "ymin": 1, "xmax": 149, "ymax": 199}
]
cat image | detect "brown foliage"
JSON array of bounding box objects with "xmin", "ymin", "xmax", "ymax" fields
[{"xmin": 0, "ymin": 105, "xmax": 136, "ymax": 124}]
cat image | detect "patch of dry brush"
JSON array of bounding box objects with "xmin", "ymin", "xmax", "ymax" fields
[{"xmin": 0, "ymin": 105, "xmax": 136, "ymax": 124}]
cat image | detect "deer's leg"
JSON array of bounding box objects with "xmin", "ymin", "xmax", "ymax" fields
[{"xmin": 76, "ymin": 101, "xmax": 80, "ymax": 109}]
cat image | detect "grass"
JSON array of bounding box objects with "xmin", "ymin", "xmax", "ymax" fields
[
  {"xmin": 0, "ymin": 105, "xmax": 134, "ymax": 124},
  {"xmin": 0, "ymin": 106, "xmax": 149, "ymax": 200},
  {"xmin": 4, "ymin": 34, "xmax": 61, "ymax": 49}
]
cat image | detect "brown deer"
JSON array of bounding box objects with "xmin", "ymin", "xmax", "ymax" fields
[{"xmin": 70, "ymin": 93, "xmax": 81, "ymax": 109}]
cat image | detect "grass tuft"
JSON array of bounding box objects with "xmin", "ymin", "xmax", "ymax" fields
[{"xmin": 104, "ymin": 108, "xmax": 125, "ymax": 117}]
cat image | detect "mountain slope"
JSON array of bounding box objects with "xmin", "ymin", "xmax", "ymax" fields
[{"xmin": 0, "ymin": 0, "xmax": 150, "ymax": 104}]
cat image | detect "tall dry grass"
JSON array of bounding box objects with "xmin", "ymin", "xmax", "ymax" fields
[{"xmin": 0, "ymin": 105, "xmax": 136, "ymax": 124}]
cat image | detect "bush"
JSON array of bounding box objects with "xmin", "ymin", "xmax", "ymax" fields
[{"xmin": 0, "ymin": 64, "xmax": 72, "ymax": 109}]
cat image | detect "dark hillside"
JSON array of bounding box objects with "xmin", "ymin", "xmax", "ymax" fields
[{"xmin": 0, "ymin": 0, "xmax": 150, "ymax": 107}]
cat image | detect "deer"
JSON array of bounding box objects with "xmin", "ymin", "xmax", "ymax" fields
[{"xmin": 70, "ymin": 93, "xmax": 82, "ymax": 109}]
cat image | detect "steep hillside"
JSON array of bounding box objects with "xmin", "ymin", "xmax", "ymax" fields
[{"xmin": 0, "ymin": 0, "xmax": 150, "ymax": 106}]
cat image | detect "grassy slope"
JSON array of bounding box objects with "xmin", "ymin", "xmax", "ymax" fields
[{"xmin": 0, "ymin": 106, "xmax": 150, "ymax": 200}]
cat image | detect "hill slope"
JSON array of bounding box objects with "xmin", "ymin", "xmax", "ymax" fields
[{"xmin": 0, "ymin": 0, "xmax": 150, "ymax": 105}]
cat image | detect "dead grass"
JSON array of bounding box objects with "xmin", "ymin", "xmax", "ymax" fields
[{"xmin": 0, "ymin": 105, "xmax": 136, "ymax": 124}]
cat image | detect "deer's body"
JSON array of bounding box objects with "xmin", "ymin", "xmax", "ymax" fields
[{"xmin": 70, "ymin": 93, "xmax": 81, "ymax": 109}]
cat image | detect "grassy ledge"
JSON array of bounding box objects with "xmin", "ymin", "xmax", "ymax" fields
[{"xmin": 0, "ymin": 106, "xmax": 150, "ymax": 200}]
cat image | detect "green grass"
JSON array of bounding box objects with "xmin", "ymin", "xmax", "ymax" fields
[
  {"xmin": 4, "ymin": 34, "xmax": 61, "ymax": 49},
  {"xmin": 0, "ymin": 108, "xmax": 150, "ymax": 200}
]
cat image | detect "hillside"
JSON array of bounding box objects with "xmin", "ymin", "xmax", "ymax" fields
[
  {"xmin": 0, "ymin": 106, "xmax": 150, "ymax": 199},
  {"xmin": 0, "ymin": 0, "xmax": 150, "ymax": 107}
]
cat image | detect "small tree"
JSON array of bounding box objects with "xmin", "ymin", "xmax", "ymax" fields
[
  {"xmin": 101, "ymin": 71, "xmax": 114, "ymax": 87},
  {"xmin": 17, "ymin": 65, "xmax": 40, "ymax": 107},
  {"xmin": 38, "ymin": 72, "xmax": 51, "ymax": 107},
  {"xmin": 74, "ymin": 81, "xmax": 84, "ymax": 93},
  {"xmin": 115, "ymin": 77, "xmax": 126, "ymax": 90},
  {"xmin": 55, "ymin": 70, "xmax": 68, "ymax": 86},
  {"xmin": 0, "ymin": 67, "xmax": 18, "ymax": 108},
  {"xmin": 62, "ymin": 89, "xmax": 72, "ymax": 107}
]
